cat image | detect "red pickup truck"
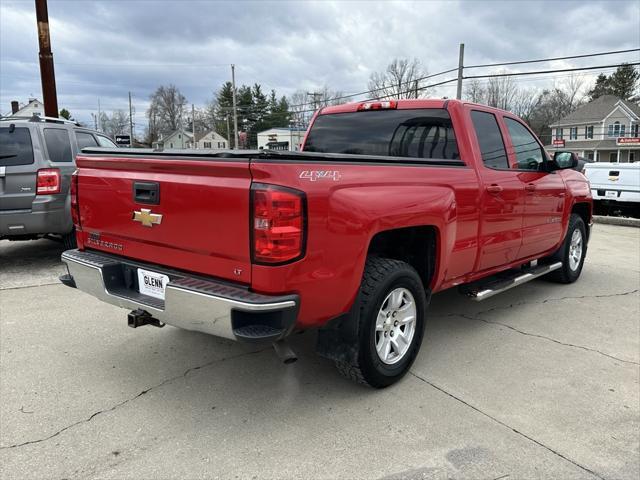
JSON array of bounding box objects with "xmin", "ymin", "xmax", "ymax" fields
[{"xmin": 60, "ymin": 99, "xmax": 592, "ymax": 387}]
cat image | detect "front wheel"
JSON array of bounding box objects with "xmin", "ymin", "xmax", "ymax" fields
[
  {"xmin": 547, "ymin": 213, "xmax": 587, "ymax": 283},
  {"xmin": 335, "ymin": 257, "xmax": 427, "ymax": 388}
]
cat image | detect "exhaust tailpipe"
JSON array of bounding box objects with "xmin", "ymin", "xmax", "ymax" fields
[{"xmin": 273, "ymin": 339, "xmax": 298, "ymax": 364}]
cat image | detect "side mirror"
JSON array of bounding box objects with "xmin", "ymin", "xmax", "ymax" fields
[{"xmin": 552, "ymin": 151, "xmax": 578, "ymax": 170}]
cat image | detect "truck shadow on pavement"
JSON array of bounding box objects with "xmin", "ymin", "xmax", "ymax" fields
[{"xmin": 0, "ymin": 239, "xmax": 66, "ymax": 289}]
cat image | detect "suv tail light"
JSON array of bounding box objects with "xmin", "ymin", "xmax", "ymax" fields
[
  {"xmin": 70, "ymin": 170, "xmax": 80, "ymax": 226},
  {"xmin": 36, "ymin": 168, "xmax": 61, "ymax": 194},
  {"xmin": 251, "ymin": 184, "xmax": 306, "ymax": 264}
]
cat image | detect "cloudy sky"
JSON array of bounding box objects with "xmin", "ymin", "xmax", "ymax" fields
[{"xmin": 1, "ymin": 0, "xmax": 638, "ymax": 134}]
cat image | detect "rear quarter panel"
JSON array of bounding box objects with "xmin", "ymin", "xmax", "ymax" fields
[{"xmin": 250, "ymin": 160, "xmax": 480, "ymax": 328}]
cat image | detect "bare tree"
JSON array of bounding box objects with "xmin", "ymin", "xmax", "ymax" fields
[
  {"xmin": 485, "ymin": 74, "xmax": 519, "ymax": 111},
  {"xmin": 367, "ymin": 58, "xmax": 426, "ymax": 99},
  {"xmin": 288, "ymin": 87, "xmax": 343, "ymax": 127},
  {"xmin": 147, "ymin": 85, "xmax": 187, "ymax": 140},
  {"xmin": 99, "ymin": 110, "xmax": 129, "ymax": 138},
  {"xmin": 464, "ymin": 79, "xmax": 486, "ymax": 103}
]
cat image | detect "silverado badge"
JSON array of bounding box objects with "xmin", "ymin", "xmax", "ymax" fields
[{"xmin": 133, "ymin": 208, "xmax": 163, "ymax": 227}]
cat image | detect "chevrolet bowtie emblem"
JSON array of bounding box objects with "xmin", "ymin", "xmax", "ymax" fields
[{"xmin": 133, "ymin": 208, "xmax": 163, "ymax": 227}]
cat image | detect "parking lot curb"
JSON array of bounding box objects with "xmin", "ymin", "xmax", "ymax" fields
[{"xmin": 593, "ymin": 215, "xmax": 640, "ymax": 228}]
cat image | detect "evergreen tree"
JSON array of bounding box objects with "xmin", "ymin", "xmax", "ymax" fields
[
  {"xmin": 588, "ymin": 74, "xmax": 611, "ymax": 100},
  {"xmin": 609, "ymin": 64, "xmax": 639, "ymax": 101}
]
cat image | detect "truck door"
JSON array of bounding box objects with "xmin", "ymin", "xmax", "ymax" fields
[
  {"xmin": 470, "ymin": 110, "xmax": 526, "ymax": 271},
  {"xmin": 502, "ymin": 117, "xmax": 565, "ymax": 259}
]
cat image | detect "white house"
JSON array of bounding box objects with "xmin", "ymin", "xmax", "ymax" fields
[
  {"xmin": 153, "ymin": 129, "xmax": 228, "ymax": 149},
  {"xmin": 191, "ymin": 130, "xmax": 228, "ymax": 149},
  {"xmin": 5, "ymin": 98, "xmax": 45, "ymax": 118},
  {"xmin": 257, "ymin": 127, "xmax": 307, "ymax": 151},
  {"xmin": 547, "ymin": 95, "xmax": 640, "ymax": 163}
]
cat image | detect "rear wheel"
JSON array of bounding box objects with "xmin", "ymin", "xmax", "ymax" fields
[
  {"xmin": 547, "ymin": 214, "xmax": 587, "ymax": 283},
  {"xmin": 335, "ymin": 257, "xmax": 427, "ymax": 388}
]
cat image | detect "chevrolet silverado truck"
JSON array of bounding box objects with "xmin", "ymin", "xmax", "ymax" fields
[{"xmin": 59, "ymin": 99, "xmax": 592, "ymax": 388}]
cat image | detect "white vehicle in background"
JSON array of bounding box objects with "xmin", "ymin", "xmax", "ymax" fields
[{"xmin": 584, "ymin": 162, "xmax": 640, "ymax": 218}]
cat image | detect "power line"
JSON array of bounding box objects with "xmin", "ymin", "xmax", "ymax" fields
[
  {"xmin": 463, "ymin": 62, "xmax": 640, "ymax": 80},
  {"xmin": 465, "ymin": 48, "xmax": 640, "ymax": 69}
]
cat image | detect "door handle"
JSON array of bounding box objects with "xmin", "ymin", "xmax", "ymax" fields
[
  {"xmin": 525, "ymin": 183, "xmax": 536, "ymax": 193},
  {"xmin": 486, "ymin": 184, "xmax": 503, "ymax": 194},
  {"xmin": 133, "ymin": 181, "xmax": 160, "ymax": 205}
]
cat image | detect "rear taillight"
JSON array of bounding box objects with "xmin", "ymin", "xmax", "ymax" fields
[
  {"xmin": 251, "ymin": 184, "xmax": 306, "ymax": 264},
  {"xmin": 357, "ymin": 100, "xmax": 398, "ymax": 111},
  {"xmin": 70, "ymin": 170, "xmax": 80, "ymax": 226},
  {"xmin": 36, "ymin": 168, "xmax": 61, "ymax": 194}
]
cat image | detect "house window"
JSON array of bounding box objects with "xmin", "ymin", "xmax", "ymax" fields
[
  {"xmin": 170, "ymin": 143, "xmax": 173, "ymax": 148},
  {"xmin": 608, "ymin": 121, "xmax": 621, "ymax": 138},
  {"xmin": 569, "ymin": 127, "xmax": 577, "ymax": 140},
  {"xmin": 204, "ymin": 141, "xmax": 212, "ymax": 148},
  {"xmin": 620, "ymin": 124, "xmax": 626, "ymax": 137},
  {"xmin": 218, "ymin": 142, "xmax": 225, "ymax": 148},
  {"xmin": 555, "ymin": 128, "xmax": 564, "ymax": 140},
  {"xmin": 178, "ymin": 134, "xmax": 181, "ymax": 139},
  {"xmin": 630, "ymin": 152, "xmax": 635, "ymax": 163},
  {"xmin": 609, "ymin": 152, "xmax": 617, "ymax": 162},
  {"xmin": 586, "ymin": 126, "xmax": 593, "ymax": 139}
]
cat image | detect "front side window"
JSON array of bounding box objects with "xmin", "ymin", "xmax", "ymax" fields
[
  {"xmin": 608, "ymin": 122, "xmax": 621, "ymax": 137},
  {"xmin": 76, "ymin": 131, "xmax": 98, "ymax": 151},
  {"xmin": 43, "ymin": 128, "xmax": 72, "ymax": 162},
  {"xmin": 304, "ymin": 108, "xmax": 460, "ymax": 161},
  {"xmin": 0, "ymin": 126, "xmax": 34, "ymax": 166},
  {"xmin": 470, "ymin": 110, "xmax": 508, "ymax": 169},
  {"xmin": 504, "ymin": 117, "xmax": 545, "ymax": 171},
  {"xmin": 96, "ymin": 135, "xmax": 117, "ymax": 148}
]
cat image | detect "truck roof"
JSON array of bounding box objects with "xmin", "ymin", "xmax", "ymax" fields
[{"xmin": 318, "ymin": 98, "xmax": 513, "ymax": 117}]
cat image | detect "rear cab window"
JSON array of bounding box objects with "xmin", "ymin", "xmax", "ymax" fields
[
  {"xmin": 0, "ymin": 126, "xmax": 34, "ymax": 166},
  {"xmin": 304, "ymin": 108, "xmax": 460, "ymax": 161},
  {"xmin": 44, "ymin": 128, "xmax": 73, "ymax": 162}
]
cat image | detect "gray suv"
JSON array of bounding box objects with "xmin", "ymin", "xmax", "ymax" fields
[{"xmin": 0, "ymin": 115, "xmax": 117, "ymax": 248}]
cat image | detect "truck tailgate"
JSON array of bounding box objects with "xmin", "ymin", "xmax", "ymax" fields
[{"xmin": 75, "ymin": 154, "xmax": 252, "ymax": 284}]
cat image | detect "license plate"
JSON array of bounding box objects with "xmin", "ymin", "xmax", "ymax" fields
[
  {"xmin": 137, "ymin": 268, "xmax": 170, "ymax": 300},
  {"xmin": 605, "ymin": 190, "xmax": 618, "ymax": 198}
]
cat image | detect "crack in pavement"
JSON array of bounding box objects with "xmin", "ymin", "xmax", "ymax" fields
[
  {"xmin": 0, "ymin": 282, "xmax": 62, "ymax": 291},
  {"xmin": 0, "ymin": 348, "xmax": 267, "ymax": 450},
  {"xmin": 457, "ymin": 313, "xmax": 639, "ymax": 366},
  {"xmin": 409, "ymin": 371, "xmax": 606, "ymax": 480},
  {"xmin": 431, "ymin": 289, "xmax": 640, "ymax": 366}
]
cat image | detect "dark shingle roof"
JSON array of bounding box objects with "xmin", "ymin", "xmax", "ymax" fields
[{"xmin": 551, "ymin": 95, "xmax": 640, "ymax": 127}]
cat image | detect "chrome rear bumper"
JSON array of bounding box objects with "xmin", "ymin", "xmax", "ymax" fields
[{"xmin": 60, "ymin": 249, "xmax": 298, "ymax": 342}]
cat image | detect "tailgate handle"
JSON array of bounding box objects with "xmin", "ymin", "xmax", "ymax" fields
[{"xmin": 133, "ymin": 181, "xmax": 160, "ymax": 205}]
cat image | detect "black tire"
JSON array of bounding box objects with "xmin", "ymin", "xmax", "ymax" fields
[
  {"xmin": 62, "ymin": 228, "xmax": 77, "ymax": 250},
  {"xmin": 547, "ymin": 214, "xmax": 587, "ymax": 283},
  {"xmin": 335, "ymin": 257, "xmax": 427, "ymax": 388}
]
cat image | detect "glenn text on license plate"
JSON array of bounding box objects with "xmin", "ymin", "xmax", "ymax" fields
[
  {"xmin": 137, "ymin": 268, "xmax": 170, "ymax": 300},
  {"xmin": 605, "ymin": 190, "xmax": 618, "ymax": 198}
]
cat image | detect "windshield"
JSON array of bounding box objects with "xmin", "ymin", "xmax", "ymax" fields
[
  {"xmin": 0, "ymin": 126, "xmax": 34, "ymax": 166},
  {"xmin": 304, "ymin": 108, "xmax": 459, "ymax": 160}
]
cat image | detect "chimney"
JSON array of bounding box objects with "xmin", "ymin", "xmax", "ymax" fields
[{"xmin": 11, "ymin": 101, "xmax": 19, "ymax": 114}]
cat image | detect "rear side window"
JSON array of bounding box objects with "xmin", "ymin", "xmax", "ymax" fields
[
  {"xmin": 304, "ymin": 109, "xmax": 460, "ymax": 160},
  {"xmin": 44, "ymin": 128, "xmax": 73, "ymax": 162},
  {"xmin": 470, "ymin": 111, "xmax": 508, "ymax": 169},
  {"xmin": 76, "ymin": 131, "xmax": 98, "ymax": 150},
  {"xmin": 0, "ymin": 126, "xmax": 34, "ymax": 166}
]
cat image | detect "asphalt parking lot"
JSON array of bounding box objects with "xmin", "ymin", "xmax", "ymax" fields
[{"xmin": 0, "ymin": 224, "xmax": 638, "ymax": 480}]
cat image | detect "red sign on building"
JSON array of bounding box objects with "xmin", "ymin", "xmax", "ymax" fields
[
  {"xmin": 552, "ymin": 139, "xmax": 565, "ymax": 147},
  {"xmin": 617, "ymin": 137, "xmax": 640, "ymax": 145}
]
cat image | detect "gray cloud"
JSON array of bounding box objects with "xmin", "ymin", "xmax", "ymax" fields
[{"xmin": 1, "ymin": 0, "xmax": 638, "ymax": 132}]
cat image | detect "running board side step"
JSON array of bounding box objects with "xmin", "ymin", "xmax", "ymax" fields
[{"xmin": 462, "ymin": 262, "xmax": 563, "ymax": 301}]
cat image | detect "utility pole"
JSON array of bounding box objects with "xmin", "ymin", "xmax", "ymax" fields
[
  {"xmin": 35, "ymin": 0, "xmax": 58, "ymax": 117},
  {"xmin": 231, "ymin": 64, "xmax": 239, "ymax": 149},
  {"xmin": 97, "ymin": 98, "xmax": 101, "ymax": 132},
  {"xmin": 456, "ymin": 43, "xmax": 465, "ymax": 100},
  {"xmin": 91, "ymin": 113, "xmax": 97, "ymax": 130},
  {"xmin": 226, "ymin": 114, "xmax": 231, "ymax": 149},
  {"xmin": 192, "ymin": 103, "xmax": 196, "ymax": 148},
  {"xmin": 128, "ymin": 91, "xmax": 134, "ymax": 147},
  {"xmin": 307, "ymin": 92, "xmax": 322, "ymax": 111}
]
